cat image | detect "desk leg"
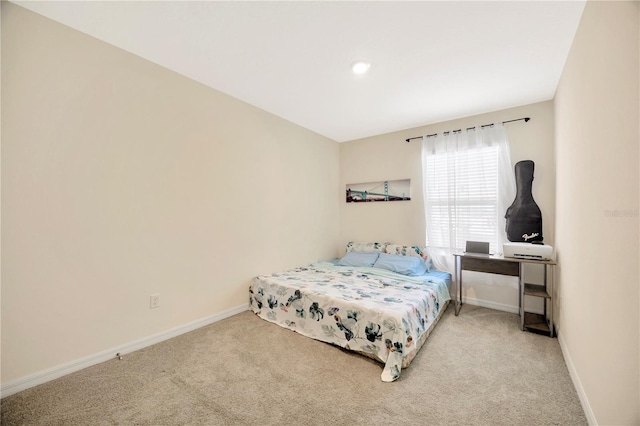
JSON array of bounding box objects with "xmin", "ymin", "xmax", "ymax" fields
[
  {"xmin": 548, "ymin": 265, "xmax": 554, "ymax": 338},
  {"xmin": 455, "ymin": 256, "xmax": 462, "ymax": 316},
  {"xmin": 519, "ymin": 262, "xmax": 525, "ymax": 331}
]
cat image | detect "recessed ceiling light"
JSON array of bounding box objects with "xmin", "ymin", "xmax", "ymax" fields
[{"xmin": 351, "ymin": 60, "xmax": 371, "ymax": 75}]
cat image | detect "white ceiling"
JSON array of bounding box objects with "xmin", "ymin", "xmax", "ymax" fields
[{"xmin": 13, "ymin": 1, "xmax": 586, "ymax": 142}]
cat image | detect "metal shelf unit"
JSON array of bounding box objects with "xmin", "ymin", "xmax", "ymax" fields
[{"xmin": 520, "ymin": 263, "xmax": 555, "ymax": 337}]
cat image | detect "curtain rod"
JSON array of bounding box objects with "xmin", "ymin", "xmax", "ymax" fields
[{"xmin": 404, "ymin": 117, "xmax": 530, "ymax": 143}]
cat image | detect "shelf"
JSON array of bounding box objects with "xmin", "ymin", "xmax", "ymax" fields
[
  {"xmin": 524, "ymin": 283, "xmax": 550, "ymax": 298},
  {"xmin": 518, "ymin": 263, "xmax": 555, "ymax": 337},
  {"xmin": 523, "ymin": 312, "xmax": 550, "ymax": 334}
]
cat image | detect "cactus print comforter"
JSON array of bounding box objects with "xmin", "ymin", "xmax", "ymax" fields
[{"xmin": 249, "ymin": 261, "xmax": 451, "ymax": 382}]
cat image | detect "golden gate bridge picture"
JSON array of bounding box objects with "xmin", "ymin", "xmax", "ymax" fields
[{"xmin": 346, "ymin": 179, "xmax": 411, "ymax": 203}]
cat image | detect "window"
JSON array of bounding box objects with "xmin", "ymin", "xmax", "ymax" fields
[
  {"xmin": 421, "ymin": 124, "xmax": 515, "ymax": 272},
  {"xmin": 424, "ymin": 145, "xmax": 500, "ymax": 252}
]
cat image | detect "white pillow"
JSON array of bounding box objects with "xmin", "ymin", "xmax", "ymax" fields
[{"xmin": 345, "ymin": 241, "xmax": 388, "ymax": 253}]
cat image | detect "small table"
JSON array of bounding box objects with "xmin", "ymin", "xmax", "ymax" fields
[{"xmin": 453, "ymin": 252, "xmax": 557, "ymax": 337}]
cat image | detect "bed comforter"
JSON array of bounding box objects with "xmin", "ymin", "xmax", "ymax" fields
[{"xmin": 249, "ymin": 261, "xmax": 450, "ymax": 382}]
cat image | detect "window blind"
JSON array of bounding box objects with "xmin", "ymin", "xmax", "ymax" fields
[{"xmin": 425, "ymin": 145, "xmax": 500, "ymax": 253}]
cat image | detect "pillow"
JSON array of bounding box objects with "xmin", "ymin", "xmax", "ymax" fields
[
  {"xmin": 345, "ymin": 241, "xmax": 388, "ymax": 253},
  {"xmin": 385, "ymin": 244, "xmax": 432, "ymax": 271},
  {"xmin": 337, "ymin": 251, "xmax": 380, "ymax": 267},
  {"xmin": 373, "ymin": 253, "xmax": 428, "ymax": 276}
]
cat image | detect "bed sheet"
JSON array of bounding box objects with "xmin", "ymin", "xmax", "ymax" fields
[{"xmin": 249, "ymin": 261, "xmax": 451, "ymax": 382}]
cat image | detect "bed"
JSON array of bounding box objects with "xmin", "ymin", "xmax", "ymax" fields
[{"xmin": 249, "ymin": 243, "xmax": 451, "ymax": 382}]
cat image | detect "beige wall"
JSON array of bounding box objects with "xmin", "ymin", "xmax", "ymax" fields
[
  {"xmin": 1, "ymin": 3, "xmax": 339, "ymax": 384},
  {"xmin": 340, "ymin": 101, "xmax": 556, "ymax": 312},
  {"xmin": 4, "ymin": 3, "xmax": 640, "ymax": 422},
  {"xmin": 554, "ymin": 1, "xmax": 639, "ymax": 424}
]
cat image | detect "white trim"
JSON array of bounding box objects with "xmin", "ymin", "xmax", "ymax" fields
[
  {"xmin": 462, "ymin": 296, "xmax": 545, "ymax": 315},
  {"xmin": 1, "ymin": 304, "xmax": 249, "ymax": 398},
  {"xmin": 558, "ymin": 330, "xmax": 597, "ymax": 425},
  {"xmin": 462, "ymin": 295, "xmax": 519, "ymax": 314}
]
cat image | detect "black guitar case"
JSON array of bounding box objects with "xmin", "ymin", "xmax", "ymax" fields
[{"xmin": 505, "ymin": 160, "xmax": 543, "ymax": 242}]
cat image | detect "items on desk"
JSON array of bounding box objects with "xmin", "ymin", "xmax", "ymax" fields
[
  {"xmin": 503, "ymin": 242, "xmax": 553, "ymax": 261},
  {"xmin": 464, "ymin": 241, "xmax": 490, "ymax": 255}
]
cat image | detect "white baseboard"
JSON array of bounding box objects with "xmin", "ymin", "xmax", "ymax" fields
[
  {"xmin": 462, "ymin": 295, "xmax": 520, "ymax": 314},
  {"xmin": 462, "ymin": 296, "xmax": 545, "ymax": 316},
  {"xmin": 1, "ymin": 303, "xmax": 249, "ymax": 398},
  {"xmin": 557, "ymin": 330, "xmax": 597, "ymax": 425}
]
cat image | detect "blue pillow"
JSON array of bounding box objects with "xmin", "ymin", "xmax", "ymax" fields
[
  {"xmin": 337, "ymin": 251, "xmax": 380, "ymax": 267},
  {"xmin": 373, "ymin": 253, "xmax": 428, "ymax": 276}
]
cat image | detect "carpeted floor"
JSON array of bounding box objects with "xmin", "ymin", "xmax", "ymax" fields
[{"xmin": 1, "ymin": 304, "xmax": 587, "ymax": 425}]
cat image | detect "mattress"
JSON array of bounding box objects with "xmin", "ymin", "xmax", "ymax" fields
[{"xmin": 249, "ymin": 261, "xmax": 451, "ymax": 382}]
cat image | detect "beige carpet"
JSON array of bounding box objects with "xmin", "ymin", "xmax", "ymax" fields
[{"xmin": 1, "ymin": 304, "xmax": 587, "ymax": 425}]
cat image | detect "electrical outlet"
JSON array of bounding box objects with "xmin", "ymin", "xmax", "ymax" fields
[{"xmin": 150, "ymin": 294, "xmax": 160, "ymax": 309}]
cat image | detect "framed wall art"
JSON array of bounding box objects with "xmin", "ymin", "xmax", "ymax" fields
[{"xmin": 346, "ymin": 179, "xmax": 411, "ymax": 203}]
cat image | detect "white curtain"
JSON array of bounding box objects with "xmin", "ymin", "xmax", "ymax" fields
[{"xmin": 421, "ymin": 123, "xmax": 516, "ymax": 274}]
